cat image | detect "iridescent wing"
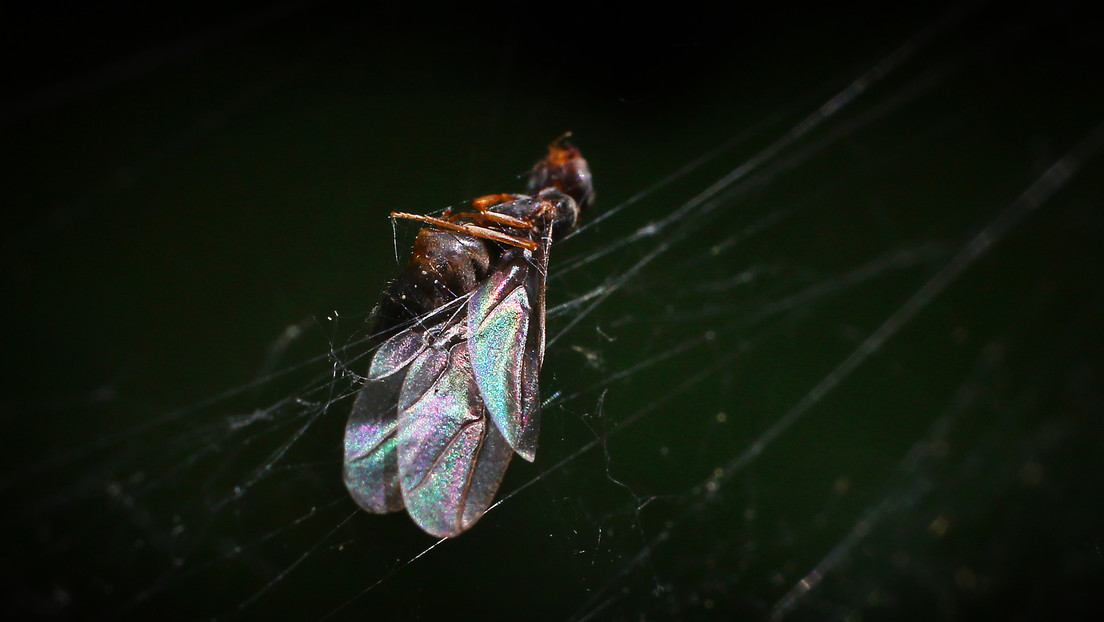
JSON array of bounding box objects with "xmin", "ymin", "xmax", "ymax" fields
[
  {"xmin": 342, "ymin": 327, "xmax": 428, "ymax": 513},
  {"xmin": 344, "ymin": 305, "xmax": 516, "ymax": 537},
  {"xmin": 344, "ymin": 212, "xmax": 554, "ymax": 535},
  {"xmin": 468, "ymin": 246, "xmax": 550, "ymax": 462},
  {"xmin": 395, "ymin": 343, "xmax": 513, "ymax": 537}
]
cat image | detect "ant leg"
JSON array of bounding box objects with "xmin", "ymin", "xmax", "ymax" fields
[
  {"xmin": 471, "ymin": 193, "xmax": 517, "ymax": 211},
  {"xmin": 450, "ymin": 210, "xmax": 536, "ymax": 231},
  {"xmin": 468, "ymin": 193, "xmax": 537, "ymax": 230},
  {"xmin": 391, "ymin": 212, "xmax": 538, "ymax": 251}
]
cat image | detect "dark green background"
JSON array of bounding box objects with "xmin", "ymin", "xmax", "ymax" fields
[{"xmin": 4, "ymin": 1, "xmax": 1104, "ymax": 619}]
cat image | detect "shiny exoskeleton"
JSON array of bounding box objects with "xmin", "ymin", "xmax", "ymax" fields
[{"xmin": 343, "ymin": 138, "xmax": 593, "ymax": 537}]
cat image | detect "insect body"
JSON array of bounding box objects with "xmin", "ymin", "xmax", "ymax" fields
[{"xmin": 343, "ymin": 138, "xmax": 594, "ymax": 537}]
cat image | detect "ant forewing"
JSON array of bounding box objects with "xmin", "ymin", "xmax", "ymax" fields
[{"xmin": 343, "ymin": 137, "xmax": 594, "ymax": 537}]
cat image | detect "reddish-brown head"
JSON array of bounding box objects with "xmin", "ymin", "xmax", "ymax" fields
[{"xmin": 525, "ymin": 135, "xmax": 595, "ymax": 215}]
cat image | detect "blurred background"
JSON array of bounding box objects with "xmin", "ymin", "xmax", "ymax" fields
[{"xmin": 3, "ymin": 1, "xmax": 1104, "ymax": 619}]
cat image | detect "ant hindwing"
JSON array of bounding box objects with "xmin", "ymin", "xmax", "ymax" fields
[{"xmin": 343, "ymin": 138, "xmax": 594, "ymax": 537}]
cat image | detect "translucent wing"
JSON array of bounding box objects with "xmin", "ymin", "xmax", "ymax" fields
[
  {"xmin": 396, "ymin": 342, "xmax": 513, "ymax": 537},
  {"xmin": 343, "ymin": 327, "xmax": 428, "ymax": 513},
  {"xmin": 344, "ymin": 232, "xmax": 522, "ymax": 535},
  {"xmin": 468, "ymin": 248, "xmax": 549, "ymax": 462},
  {"xmin": 343, "ymin": 381, "xmax": 402, "ymax": 512}
]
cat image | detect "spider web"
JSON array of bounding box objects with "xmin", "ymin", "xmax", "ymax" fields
[{"xmin": 4, "ymin": 2, "xmax": 1104, "ymax": 620}]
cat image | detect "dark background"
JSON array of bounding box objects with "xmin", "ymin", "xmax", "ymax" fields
[{"xmin": 3, "ymin": 1, "xmax": 1104, "ymax": 620}]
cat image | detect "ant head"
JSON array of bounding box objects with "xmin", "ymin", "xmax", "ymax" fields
[{"xmin": 526, "ymin": 134, "xmax": 595, "ymax": 215}]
